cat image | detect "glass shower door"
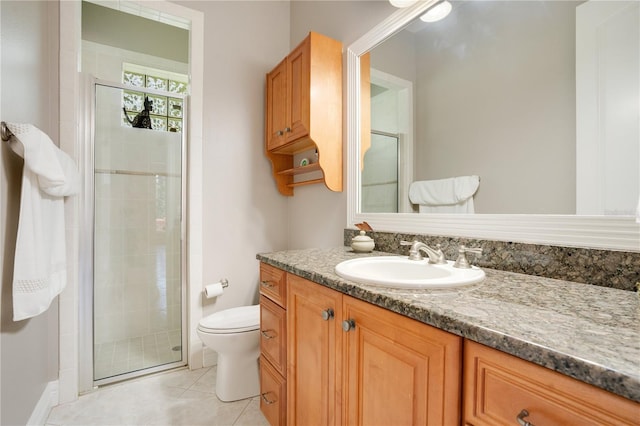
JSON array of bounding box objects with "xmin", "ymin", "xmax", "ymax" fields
[
  {"xmin": 92, "ymin": 82, "xmax": 186, "ymax": 383},
  {"xmin": 361, "ymin": 131, "xmax": 399, "ymax": 213}
]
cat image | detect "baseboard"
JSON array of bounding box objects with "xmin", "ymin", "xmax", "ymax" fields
[{"xmin": 27, "ymin": 380, "xmax": 59, "ymax": 426}]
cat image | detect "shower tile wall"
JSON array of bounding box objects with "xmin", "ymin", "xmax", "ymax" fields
[{"xmin": 94, "ymin": 84, "xmax": 182, "ymax": 379}]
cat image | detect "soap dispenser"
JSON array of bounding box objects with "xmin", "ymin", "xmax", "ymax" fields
[{"xmin": 351, "ymin": 230, "xmax": 375, "ymax": 253}]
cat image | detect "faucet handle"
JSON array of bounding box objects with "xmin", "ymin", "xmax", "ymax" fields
[
  {"xmin": 400, "ymin": 240, "xmax": 422, "ymax": 260},
  {"xmin": 454, "ymin": 245, "xmax": 483, "ymax": 269}
]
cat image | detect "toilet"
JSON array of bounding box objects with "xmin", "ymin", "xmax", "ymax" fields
[{"xmin": 197, "ymin": 304, "xmax": 260, "ymax": 402}]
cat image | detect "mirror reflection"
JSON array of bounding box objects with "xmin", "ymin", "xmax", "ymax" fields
[{"xmin": 360, "ymin": 0, "xmax": 639, "ymax": 215}]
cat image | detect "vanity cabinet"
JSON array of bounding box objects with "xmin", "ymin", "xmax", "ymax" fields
[
  {"xmin": 265, "ymin": 32, "xmax": 343, "ymax": 196},
  {"xmin": 287, "ymin": 274, "xmax": 462, "ymax": 425},
  {"xmin": 259, "ymin": 263, "xmax": 287, "ymax": 426},
  {"xmin": 463, "ymin": 340, "xmax": 640, "ymax": 426}
]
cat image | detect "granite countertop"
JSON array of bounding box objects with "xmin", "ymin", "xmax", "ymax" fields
[{"xmin": 256, "ymin": 247, "xmax": 640, "ymax": 403}]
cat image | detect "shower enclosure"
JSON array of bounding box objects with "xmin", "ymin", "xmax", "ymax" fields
[
  {"xmin": 361, "ymin": 131, "xmax": 399, "ymax": 213},
  {"xmin": 84, "ymin": 80, "xmax": 187, "ymax": 385}
]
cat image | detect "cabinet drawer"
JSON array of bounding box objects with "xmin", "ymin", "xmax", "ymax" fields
[
  {"xmin": 259, "ymin": 263, "xmax": 287, "ymax": 307},
  {"xmin": 260, "ymin": 356, "xmax": 286, "ymax": 426},
  {"xmin": 463, "ymin": 340, "xmax": 639, "ymax": 426},
  {"xmin": 260, "ymin": 295, "xmax": 287, "ymax": 376}
]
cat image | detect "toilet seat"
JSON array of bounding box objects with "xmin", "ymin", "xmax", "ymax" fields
[{"xmin": 198, "ymin": 304, "xmax": 259, "ymax": 334}]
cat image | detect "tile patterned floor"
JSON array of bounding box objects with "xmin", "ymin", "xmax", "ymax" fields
[
  {"xmin": 46, "ymin": 366, "xmax": 269, "ymax": 426},
  {"xmin": 94, "ymin": 330, "xmax": 183, "ymax": 380}
]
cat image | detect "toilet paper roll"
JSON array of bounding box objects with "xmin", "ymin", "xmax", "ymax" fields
[{"xmin": 203, "ymin": 282, "xmax": 224, "ymax": 299}]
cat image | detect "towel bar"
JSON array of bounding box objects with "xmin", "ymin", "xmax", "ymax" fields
[{"xmin": 1, "ymin": 122, "xmax": 13, "ymax": 142}]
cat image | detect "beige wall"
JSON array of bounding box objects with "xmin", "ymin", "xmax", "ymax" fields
[
  {"xmin": 0, "ymin": 1, "xmax": 60, "ymax": 424},
  {"xmin": 288, "ymin": 1, "xmax": 394, "ymax": 249},
  {"xmin": 414, "ymin": 1, "xmax": 576, "ymax": 214},
  {"xmin": 175, "ymin": 0, "xmax": 292, "ymax": 318}
]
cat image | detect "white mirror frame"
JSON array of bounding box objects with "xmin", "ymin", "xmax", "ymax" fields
[{"xmin": 346, "ymin": 1, "xmax": 640, "ymax": 252}]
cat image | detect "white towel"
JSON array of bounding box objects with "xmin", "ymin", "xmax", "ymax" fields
[
  {"xmin": 6, "ymin": 123, "xmax": 79, "ymax": 321},
  {"xmin": 409, "ymin": 175, "xmax": 480, "ymax": 213}
]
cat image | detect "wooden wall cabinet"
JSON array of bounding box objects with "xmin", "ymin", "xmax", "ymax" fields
[
  {"xmin": 287, "ymin": 274, "xmax": 462, "ymax": 425},
  {"xmin": 463, "ymin": 340, "xmax": 640, "ymax": 426},
  {"xmin": 259, "ymin": 263, "xmax": 287, "ymax": 426},
  {"xmin": 265, "ymin": 32, "xmax": 343, "ymax": 196}
]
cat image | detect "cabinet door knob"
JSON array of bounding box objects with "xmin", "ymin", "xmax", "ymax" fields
[
  {"xmin": 276, "ymin": 130, "xmax": 284, "ymax": 136},
  {"xmin": 284, "ymin": 127, "xmax": 291, "ymax": 133},
  {"xmin": 261, "ymin": 392, "xmax": 277, "ymax": 405},
  {"xmin": 342, "ymin": 319, "xmax": 355, "ymax": 332},
  {"xmin": 516, "ymin": 409, "xmax": 535, "ymax": 426},
  {"xmin": 321, "ymin": 308, "xmax": 334, "ymax": 321}
]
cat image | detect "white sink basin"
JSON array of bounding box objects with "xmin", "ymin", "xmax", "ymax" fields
[{"xmin": 335, "ymin": 256, "xmax": 485, "ymax": 289}]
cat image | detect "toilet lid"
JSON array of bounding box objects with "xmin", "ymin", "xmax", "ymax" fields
[{"xmin": 198, "ymin": 304, "xmax": 259, "ymax": 334}]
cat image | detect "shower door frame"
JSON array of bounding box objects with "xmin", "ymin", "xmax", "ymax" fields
[{"xmin": 79, "ymin": 77, "xmax": 188, "ymax": 389}]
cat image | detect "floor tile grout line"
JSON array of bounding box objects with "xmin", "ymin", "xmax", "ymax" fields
[{"xmin": 231, "ymin": 398, "xmax": 254, "ymax": 426}]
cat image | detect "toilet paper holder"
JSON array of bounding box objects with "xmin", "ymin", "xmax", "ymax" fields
[{"xmin": 202, "ymin": 278, "xmax": 230, "ymax": 299}]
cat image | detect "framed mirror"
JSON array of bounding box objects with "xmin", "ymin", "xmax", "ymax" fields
[{"xmin": 346, "ymin": 0, "xmax": 639, "ymax": 251}]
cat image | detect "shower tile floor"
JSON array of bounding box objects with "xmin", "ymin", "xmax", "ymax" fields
[
  {"xmin": 94, "ymin": 330, "xmax": 183, "ymax": 380},
  {"xmin": 46, "ymin": 366, "xmax": 269, "ymax": 426}
]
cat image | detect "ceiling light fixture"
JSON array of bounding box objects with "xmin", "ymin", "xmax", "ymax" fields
[
  {"xmin": 389, "ymin": 0, "xmax": 419, "ymax": 8},
  {"xmin": 420, "ymin": 0, "xmax": 452, "ymax": 22}
]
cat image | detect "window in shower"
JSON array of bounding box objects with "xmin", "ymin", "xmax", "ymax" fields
[{"xmin": 121, "ymin": 64, "xmax": 188, "ymax": 132}]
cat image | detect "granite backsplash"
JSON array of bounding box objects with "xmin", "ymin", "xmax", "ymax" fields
[{"xmin": 344, "ymin": 229, "xmax": 640, "ymax": 292}]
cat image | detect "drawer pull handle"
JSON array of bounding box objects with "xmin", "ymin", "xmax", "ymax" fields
[
  {"xmin": 342, "ymin": 319, "xmax": 356, "ymax": 332},
  {"xmin": 261, "ymin": 392, "xmax": 277, "ymax": 405},
  {"xmin": 516, "ymin": 409, "xmax": 535, "ymax": 426},
  {"xmin": 260, "ymin": 329, "xmax": 276, "ymax": 339},
  {"xmin": 321, "ymin": 308, "xmax": 334, "ymax": 321},
  {"xmin": 260, "ymin": 280, "xmax": 276, "ymax": 288}
]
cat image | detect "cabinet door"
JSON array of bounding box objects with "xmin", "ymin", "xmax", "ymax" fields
[
  {"xmin": 463, "ymin": 340, "xmax": 640, "ymax": 426},
  {"xmin": 287, "ymin": 274, "xmax": 343, "ymax": 426},
  {"xmin": 342, "ymin": 296, "xmax": 462, "ymax": 426},
  {"xmin": 266, "ymin": 58, "xmax": 288, "ymax": 151},
  {"xmin": 286, "ymin": 38, "xmax": 310, "ymax": 143}
]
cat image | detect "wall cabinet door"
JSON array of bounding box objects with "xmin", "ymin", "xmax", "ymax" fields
[
  {"xmin": 287, "ymin": 274, "xmax": 343, "ymax": 426},
  {"xmin": 286, "ymin": 39, "xmax": 310, "ymax": 143},
  {"xmin": 266, "ymin": 58, "xmax": 288, "ymax": 151},
  {"xmin": 265, "ymin": 38, "xmax": 310, "ymax": 152},
  {"xmin": 342, "ymin": 296, "xmax": 462, "ymax": 426}
]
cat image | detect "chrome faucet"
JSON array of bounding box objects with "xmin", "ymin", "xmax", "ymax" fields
[{"xmin": 400, "ymin": 240, "xmax": 446, "ymax": 264}]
